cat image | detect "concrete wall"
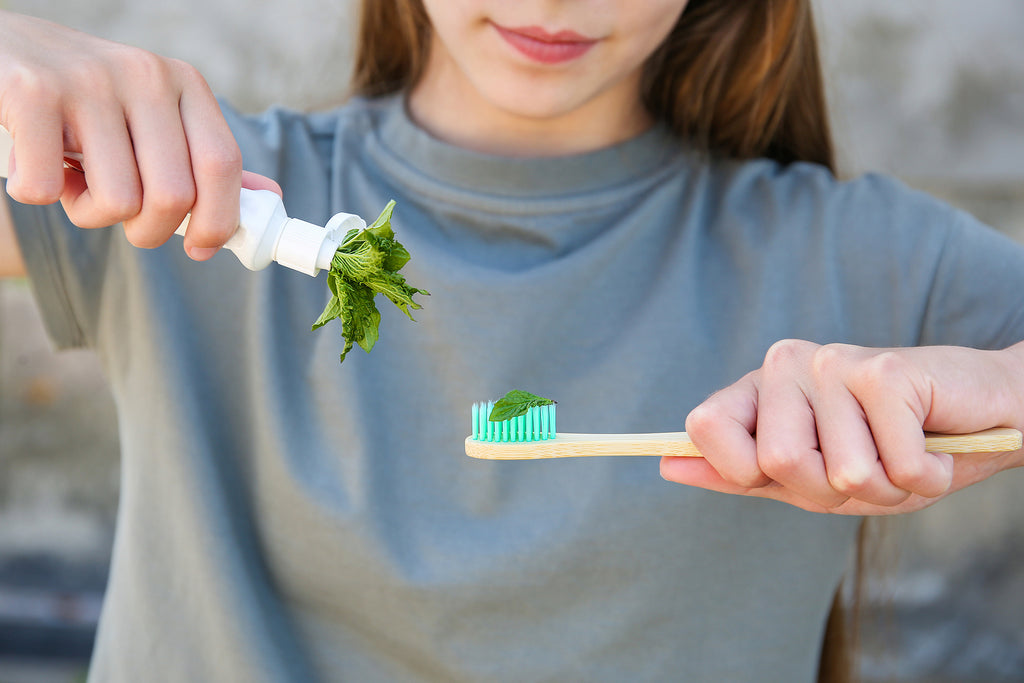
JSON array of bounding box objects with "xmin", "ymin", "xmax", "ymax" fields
[{"xmin": 1, "ymin": 1, "xmax": 1023, "ymax": 681}]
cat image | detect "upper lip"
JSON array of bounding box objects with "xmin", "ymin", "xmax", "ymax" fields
[{"xmin": 497, "ymin": 25, "xmax": 595, "ymax": 43}]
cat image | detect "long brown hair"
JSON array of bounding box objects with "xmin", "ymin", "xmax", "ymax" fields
[
  {"xmin": 642, "ymin": 0, "xmax": 835, "ymax": 170},
  {"xmin": 351, "ymin": 1, "xmax": 854, "ymax": 680}
]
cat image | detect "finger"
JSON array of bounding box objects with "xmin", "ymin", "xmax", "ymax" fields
[
  {"xmin": 684, "ymin": 372, "xmax": 770, "ymax": 488},
  {"xmin": 60, "ymin": 106, "xmax": 142, "ymax": 228},
  {"xmin": 814, "ymin": 389, "xmax": 911, "ymax": 507},
  {"xmin": 873, "ymin": 421, "xmax": 954, "ymax": 499},
  {"xmin": 659, "ymin": 456, "xmax": 847, "ymax": 514},
  {"xmin": 242, "ymin": 171, "xmax": 281, "ymax": 196},
  {"xmin": 5, "ymin": 113, "xmax": 66, "ymax": 204},
  {"xmin": 864, "ymin": 394, "xmax": 954, "ymax": 498},
  {"xmin": 756, "ymin": 343, "xmax": 848, "ymax": 508},
  {"xmin": 121, "ymin": 101, "xmax": 196, "ymax": 248},
  {"xmin": 661, "ymin": 455, "xmax": 762, "ymax": 492},
  {"xmin": 177, "ymin": 65, "xmax": 242, "ymax": 260},
  {"xmin": 848, "ymin": 352, "xmax": 955, "ymax": 497}
]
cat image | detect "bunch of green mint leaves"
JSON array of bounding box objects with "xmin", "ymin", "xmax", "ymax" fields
[{"xmin": 312, "ymin": 200, "xmax": 429, "ymax": 363}]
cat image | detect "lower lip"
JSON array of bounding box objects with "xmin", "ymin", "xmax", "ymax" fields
[{"xmin": 493, "ymin": 25, "xmax": 596, "ymax": 64}]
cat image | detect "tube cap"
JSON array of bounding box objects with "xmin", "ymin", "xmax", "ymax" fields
[{"xmin": 275, "ymin": 218, "xmax": 337, "ymax": 276}]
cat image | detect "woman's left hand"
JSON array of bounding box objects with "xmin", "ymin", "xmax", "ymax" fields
[{"xmin": 661, "ymin": 339, "xmax": 1024, "ymax": 515}]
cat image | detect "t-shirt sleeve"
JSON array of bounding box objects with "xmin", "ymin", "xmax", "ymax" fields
[
  {"xmin": 715, "ymin": 160, "xmax": 1024, "ymax": 354},
  {"xmin": 815, "ymin": 170, "xmax": 1024, "ymax": 352},
  {"xmin": 919, "ymin": 206, "xmax": 1024, "ymax": 350},
  {"xmin": 5, "ymin": 184, "xmax": 114, "ymax": 349}
]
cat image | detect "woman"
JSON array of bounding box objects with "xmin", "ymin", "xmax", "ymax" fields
[{"xmin": 2, "ymin": 1, "xmax": 1023, "ymax": 680}]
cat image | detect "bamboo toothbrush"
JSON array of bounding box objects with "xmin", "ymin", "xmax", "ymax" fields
[{"xmin": 464, "ymin": 399, "xmax": 1023, "ymax": 460}]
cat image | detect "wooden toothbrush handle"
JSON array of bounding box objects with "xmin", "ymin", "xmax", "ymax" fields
[
  {"xmin": 464, "ymin": 427, "xmax": 1023, "ymax": 460},
  {"xmin": 922, "ymin": 427, "xmax": 1022, "ymax": 454}
]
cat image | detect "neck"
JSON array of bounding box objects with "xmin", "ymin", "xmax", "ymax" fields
[{"xmin": 407, "ymin": 40, "xmax": 653, "ymax": 157}]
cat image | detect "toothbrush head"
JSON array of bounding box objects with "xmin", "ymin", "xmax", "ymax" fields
[{"xmin": 470, "ymin": 400, "xmax": 557, "ymax": 442}]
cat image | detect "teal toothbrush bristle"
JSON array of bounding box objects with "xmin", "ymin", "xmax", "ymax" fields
[{"xmin": 471, "ymin": 401, "xmax": 557, "ymax": 442}]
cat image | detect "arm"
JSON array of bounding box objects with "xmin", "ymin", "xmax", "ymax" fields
[{"xmin": 661, "ymin": 340, "xmax": 1024, "ymax": 515}]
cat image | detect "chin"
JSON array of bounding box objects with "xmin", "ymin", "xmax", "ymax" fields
[
  {"xmin": 476, "ymin": 79, "xmax": 595, "ymax": 122},
  {"xmin": 494, "ymin": 98, "xmax": 582, "ymax": 121}
]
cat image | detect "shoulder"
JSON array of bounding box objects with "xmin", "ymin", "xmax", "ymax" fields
[
  {"xmin": 710, "ymin": 155, "xmax": 946, "ymax": 222},
  {"xmin": 215, "ymin": 96, "xmax": 391, "ymax": 179},
  {"xmin": 213, "ymin": 97, "xmax": 397, "ymax": 223},
  {"xmin": 693, "ymin": 154, "xmax": 965, "ymax": 252}
]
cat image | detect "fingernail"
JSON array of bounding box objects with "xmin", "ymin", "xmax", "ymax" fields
[{"xmin": 187, "ymin": 246, "xmax": 219, "ymax": 261}]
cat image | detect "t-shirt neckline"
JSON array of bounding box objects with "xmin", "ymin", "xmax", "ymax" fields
[{"xmin": 370, "ymin": 94, "xmax": 686, "ymax": 199}]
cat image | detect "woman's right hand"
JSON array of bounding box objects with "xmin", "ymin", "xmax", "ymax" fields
[{"xmin": 0, "ymin": 11, "xmax": 276, "ymax": 260}]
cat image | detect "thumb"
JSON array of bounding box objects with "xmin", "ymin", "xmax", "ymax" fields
[{"xmin": 241, "ymin": 171, "xmax": 282, "ymax": 197}]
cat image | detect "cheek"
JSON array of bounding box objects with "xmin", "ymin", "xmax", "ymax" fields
[
  {"xmin": 420, "ymin": 0, "xmax": 485, "ymax": 43},
  {"xmin": 596, "ymin": 0, "xmax": 687, "ymax": 78},
  {"xmin": 624, "ymin": 1, "xmax": 688, "ymax": 51},
  {"xmin": 420, "ymin": 0, "xmax": 497, "ymax": 75}
]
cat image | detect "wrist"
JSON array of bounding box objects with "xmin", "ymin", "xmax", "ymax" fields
[{"xmin": 993, "ymin": 342, "xmax": 1024, "ymax": 458}]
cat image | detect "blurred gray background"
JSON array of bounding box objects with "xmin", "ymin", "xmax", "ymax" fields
[{"xmin": 1, "ymin": 1, "xmax": 1023, "ymax": 681}]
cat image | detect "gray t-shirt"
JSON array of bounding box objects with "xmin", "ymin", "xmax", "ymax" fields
[{"xmin": 10, "ymin": 95, "xmax": 1024, "ymax": 682}]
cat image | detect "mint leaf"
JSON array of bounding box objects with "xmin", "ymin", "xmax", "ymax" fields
[
  {"xmin": 312, "ymin": 200, "xmax": 429, "ymax": 363},
  {"xmin": 311, "ymin": 293, "xmax": 343, "ymax": 331},
  {"xmin": 489, "ymin": 390, "xmax": 557, "ymax": 422}
]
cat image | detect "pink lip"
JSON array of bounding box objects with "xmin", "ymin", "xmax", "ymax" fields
[{"xmin": 492, "ymin": 24, "xmax": 597, "ymax": 64}]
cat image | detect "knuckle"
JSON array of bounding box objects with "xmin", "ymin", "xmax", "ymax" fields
[
  {"xmin": 757, "ymin": 444, "xmax": 802, "ymax": 480},
  {"xmin": 167, "ymin": 58, "xmax": 207, "ymax": 87},
  {"xmin": 122, "ymin": 47, "xmax": 172, "ymax": 84},
  {"xmin": 8, "ymin": 179, "xmax": 63, "ymax": 206},
  {"xmin": 827, "ymin": 459, "xmax": 876, "ymax": 496},
  {"xmin": 729, "ymin": 467, "xmax": 771, "ymax": 490},
  {"xmin": 121, "ymin": 222, "xmax": 167, "ymax": 249},
  {"xmin": 684, "ymin": 403, "xmax": 718, "ymax": 438},
  {"xmin": 854, "ymin": 351, "xmax": 909, "ymax": 395},
  {"xmin": 145, "ymin": 181, "xmax": 196, "ymax": 219},
  {"xmin": 182, "ymin": 215, "xmax": 237, "ymax": 248},
  {"xmin": 762, "ymin": 339, "xmax": 813, "ymax": 375},
  {"xmin": 866, "ymin": 350, "xmax": 906, "ymax": 378},
  {"xmin": 193, "ymin": 143, "xmax": 243, "ymax": 181},
  {"xmin": 95, "ymin": 189, "xmax": 143, "ymax": 225},
  {"xmin": 884, "ymin": 457, "xmax": 935, "ymax": 493},
  {"xmin": 3, "ymin": 62, "xmax": 62, "ymax": 108},
  {"xmin": 810, "ymin": 343, "xmax": 850, "ymax": 380},
  {"xmin": 105, "ymin": 47, "xmax": 181, "ymax": 107},
  {"xmin": 205, "ymin": 225, "xmax": 238, "ymax": 247}
]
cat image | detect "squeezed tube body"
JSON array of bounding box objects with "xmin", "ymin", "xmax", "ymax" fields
[{"xmin": 174, "ymin": 189, "xmax": 364, "ymax": 276}]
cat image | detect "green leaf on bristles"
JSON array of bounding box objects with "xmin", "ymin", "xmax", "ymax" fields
[{"xmin": 488, "ymin": 390, "xmax": 556, "ymax": 422}]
